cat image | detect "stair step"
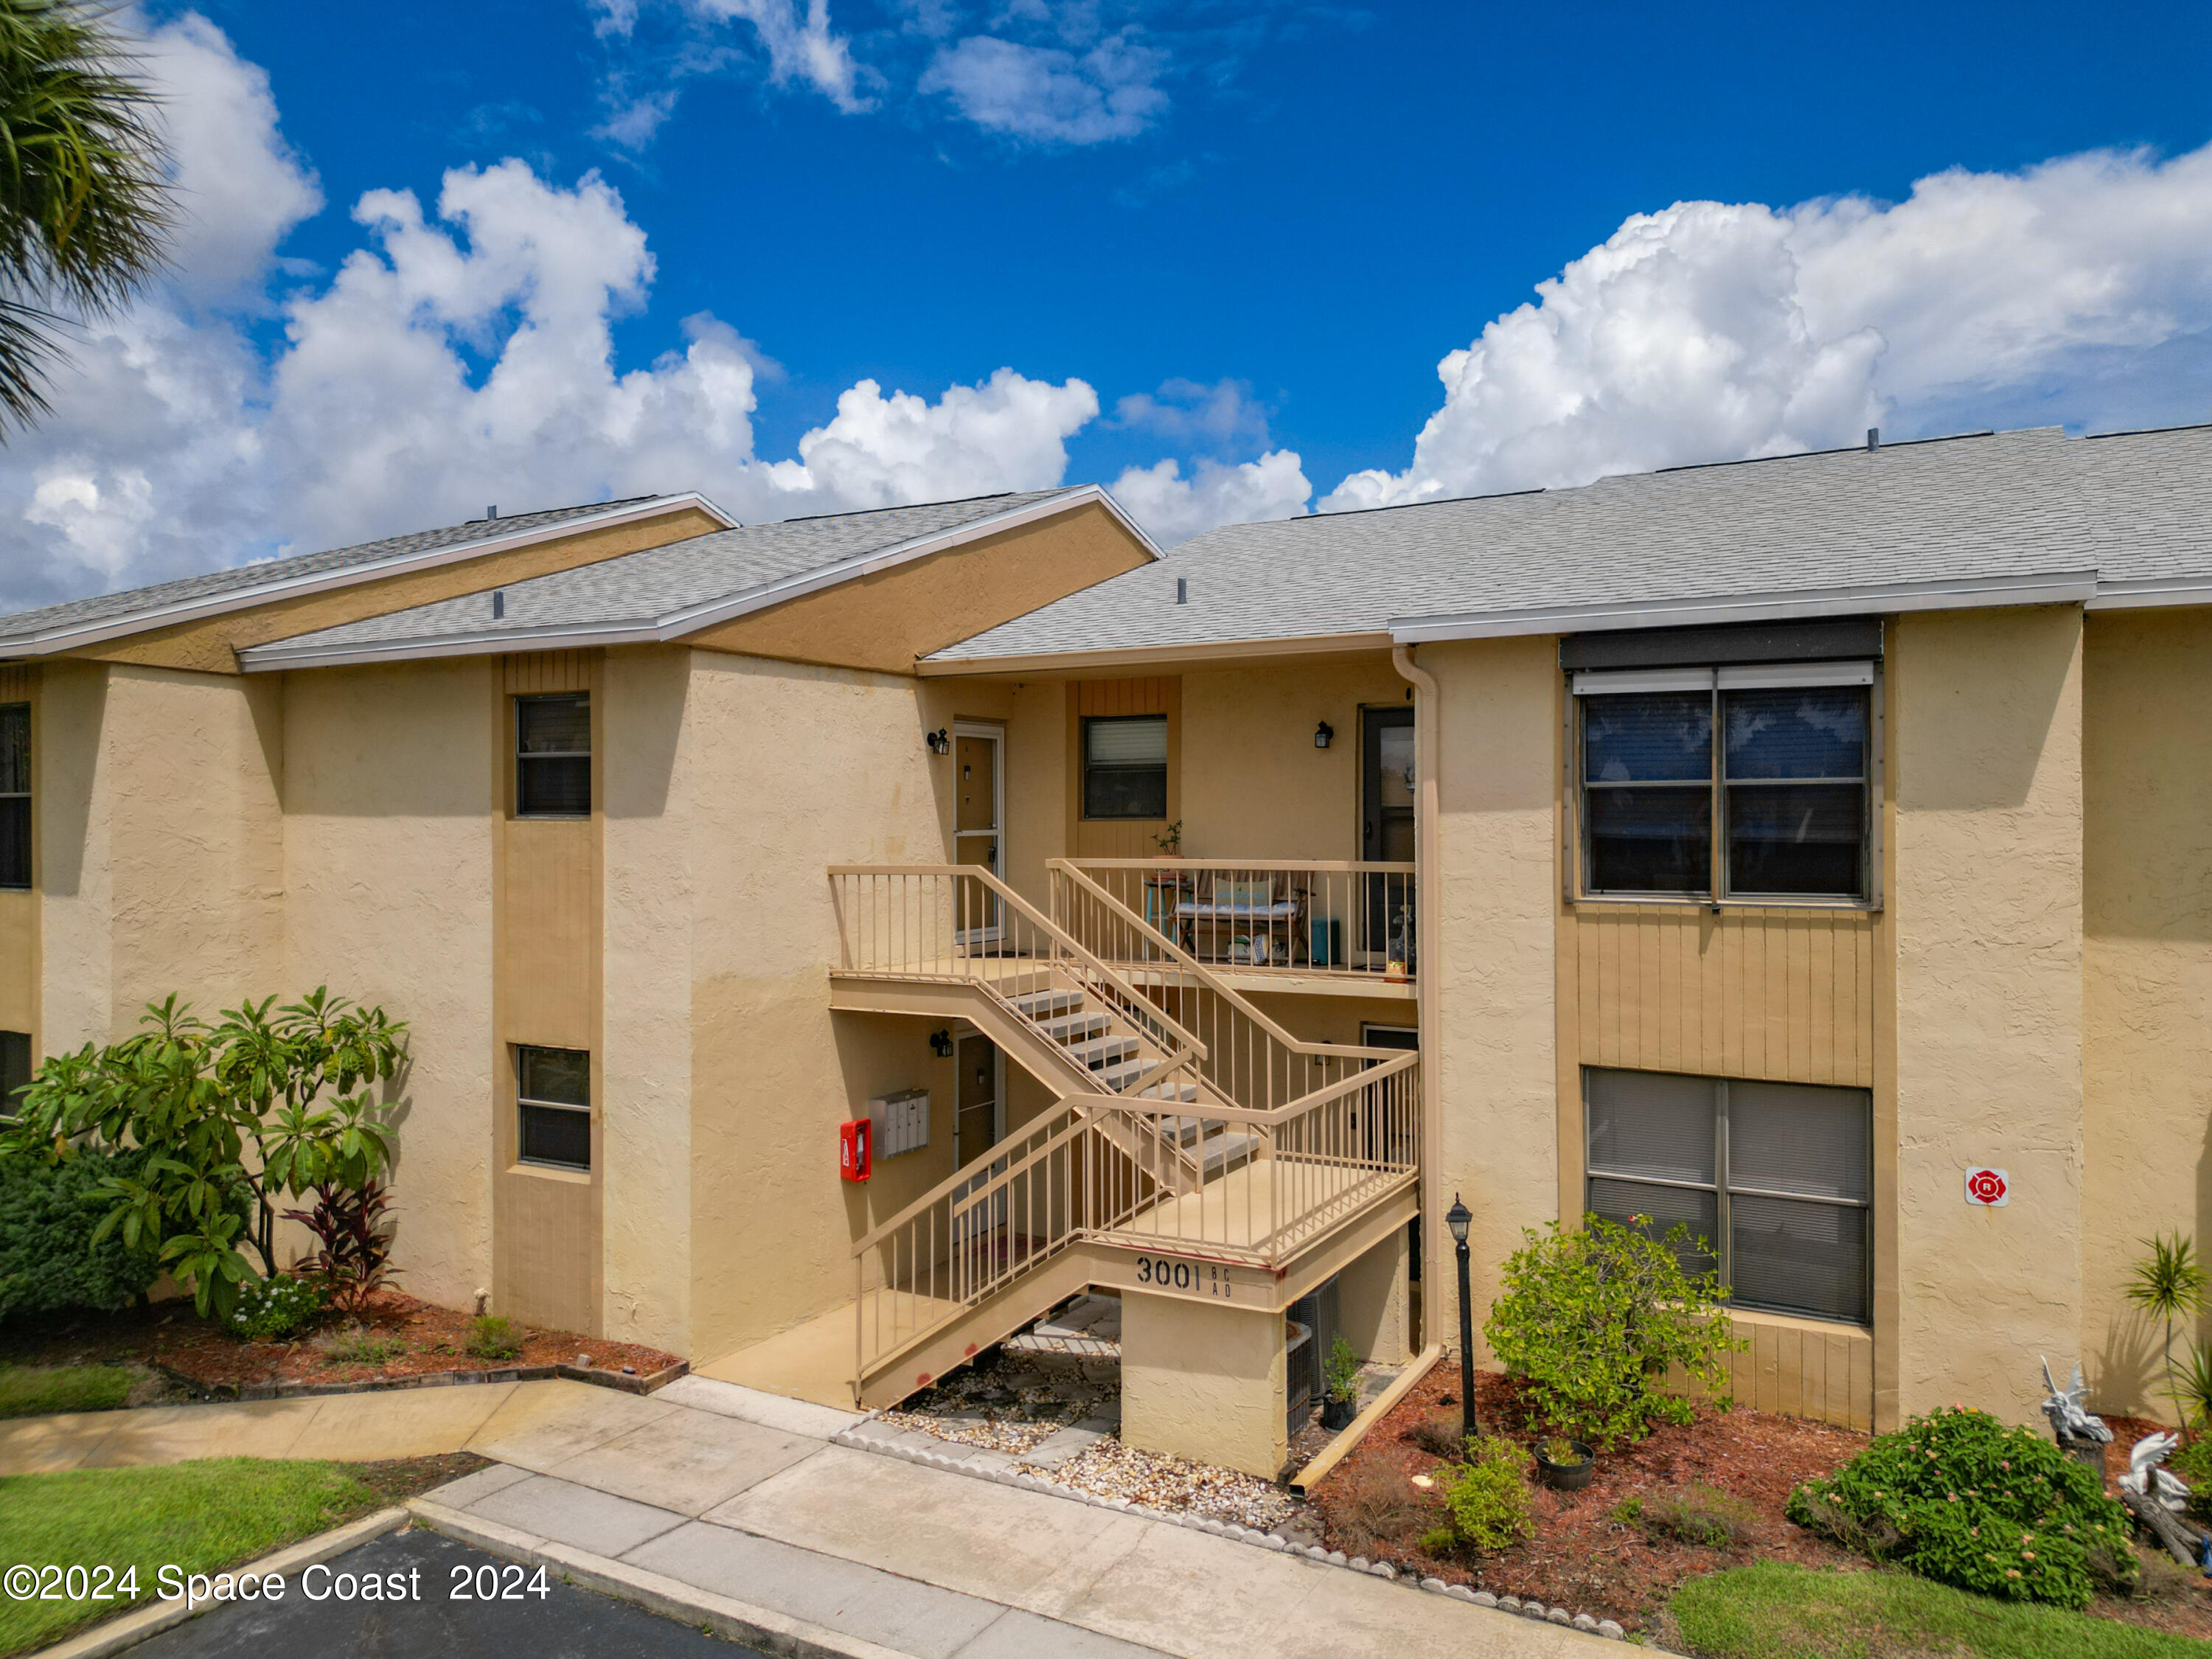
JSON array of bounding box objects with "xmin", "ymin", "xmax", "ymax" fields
[
  {"xmin": 1009, "ymin": 988, "xmax": 1085, "ymax": 1020},
  {"xmin": 1098, "ymin": 1056, "xmax": 1165, "ymax": 1090},
  {"xmin": 1065, "ymin": 1034, "xmax": 1144, "ymax": 1069},
  {"xmin": 1196, "ymin": 1130, "xmax": 1262, "ymax": 1175},
  {"xmin": 1034, "ymin": 1009, "xmax": 1113, "ymax": 1043},
  {"xmin": 1135, "ymin": 1079, "xmax": 1200, "ymax": 1104}
]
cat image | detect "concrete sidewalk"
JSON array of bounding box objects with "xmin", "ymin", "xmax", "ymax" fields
[{"xmin": 4, "ymin": 1375, "xmax": 1608, "ymax": 1658}]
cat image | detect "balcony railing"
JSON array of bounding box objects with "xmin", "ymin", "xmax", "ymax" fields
[{"xmin": 1061, "ymin": 858, "xmax": 1417, "ymax": 982}]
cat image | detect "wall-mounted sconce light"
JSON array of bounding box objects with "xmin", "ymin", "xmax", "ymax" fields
[
  {"xmin": 1313, "ymin": 720, "xmax": 1335, "ymax": 750},
  {"xmin": 928, "ymin": 1029, "xmax": 954, "ymax": 1058},
  {"xmin": 926, "ymin": 728, "xmax": 950, "ymax": 756}
]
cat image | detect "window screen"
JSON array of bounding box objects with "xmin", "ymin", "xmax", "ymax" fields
[
  {"xmin": 1576, "ymin": 672, "xmax": 1871, "ymax": 902},
  {"xmin": 1082, "ymin": 714, "xmax": 1168, "ymax": 819},
  {"xmin": 1725, "ymin": 686, "xmax": 1868, "ymax": 897},
  {"xmin": 0, "ymin": 1029, "xmax": 27, "ymax": 1119},
  {"xmin": 0, "ymin": 704, "xmax": 29, "ymax": 889},
  {"xmin": 1581, "ymin": 692, "xmax": 1712, "ymax": 893},
  {"xmin": 517, "ymin": 1044, "xmax": 591, "ymax": 1171},
  {"xmin": 516, "ymin": 694, "xmax": 590, "ymax": 817},
  {"xmin": 1584, "ymin": 1066, "xmax": 1871, "ymax": 1324}
]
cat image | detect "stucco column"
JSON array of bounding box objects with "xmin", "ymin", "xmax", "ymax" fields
[
  {"xmin": 1120, "ymin": 1290, "xmax": 1287, "ymax": 1478},
  {"xmin": 1891, "ymin": 606, "xmax": 2085, "ymax": 1425}
]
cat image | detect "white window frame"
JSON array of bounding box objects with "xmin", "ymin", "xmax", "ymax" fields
[{"xmin": 1566, "ymin": 661, "xmax": 1882, "ymax": 911}]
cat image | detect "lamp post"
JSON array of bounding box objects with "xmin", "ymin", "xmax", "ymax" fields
[{"xmin": 1445, "ymin": 1194, "xmax": 1479, "ymax": 1439}]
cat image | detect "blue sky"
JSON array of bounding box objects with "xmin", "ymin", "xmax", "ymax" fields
[{"xmin": 4, "ymin": 0, "xmax": 2211, "ymax": 610}]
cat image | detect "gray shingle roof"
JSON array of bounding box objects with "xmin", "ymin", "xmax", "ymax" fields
[
  {"xmin": 243, "ymin": 489, "xmax": 1079, "ymax": 662},
  {"xmin": 0, "ymin": 498, "xmax": 656, "ymax": 647},
  {"xmin": 928, "ymin": 425, "xmax": 2212, "ymax": 662}
]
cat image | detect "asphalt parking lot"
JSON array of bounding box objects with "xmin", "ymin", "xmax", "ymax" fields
[{"xmin": 131, "ymin": 1526, "xmax": 767, "ymax": 1658}]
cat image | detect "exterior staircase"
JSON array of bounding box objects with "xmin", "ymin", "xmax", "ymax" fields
[{"xmin": 828, "ymin": 863, "xmax": 1419, "ymax": 1408}]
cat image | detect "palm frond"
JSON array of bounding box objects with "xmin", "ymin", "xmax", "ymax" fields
[{"xmin": 0, "ymin": 0, "xmax": 171, "ymax": 431}]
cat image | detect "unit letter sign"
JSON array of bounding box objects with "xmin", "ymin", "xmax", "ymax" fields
[{"xmin": 1965, "ymin": 1166, "xmax": 2008, "ymax": 1207}]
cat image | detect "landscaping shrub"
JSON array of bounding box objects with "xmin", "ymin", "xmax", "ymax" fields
[
  {"xmin": 283, "ymin": 1179, "xmax": 399, "ymax": 1317},
  {"xmin": 0, "ymin": 1146, "xmax": 159, "ymax": 1322},
  {"xmin": 1324, "ymin": 1462, "xmax": 1436, "ymax": 1557},
  {"xmin": 2166, "ymin": 1432, "xmax": 2212, "ymax": 1517},
  {"xmin": 1786, "ymin": 1405, "xmax": 2138, "ymax": 1608},
  {"xmin": 0, "ymin": 989, "xmax": 407, "ymax": 1321},
  {"xmin": 1406, "ymin": 1412, "xmax": 1465, "ymax": 1458},
  {"xmin": 317, "ymin": 1327, "xmax": 406, "ymax": 1367},
  {"xmin": 226, "ymin": 1274, "xmax": 329, "ymax": 1343},
  {"xmin": 1484, "ymin": 1213, "xmax": 1743, "ymax": 1447},
  {"xmin": 1639, "ymin": 1484, "xmax": 1757, "ymax": 1549},
  {"xmin": 1421, "ymin": 1435, "xmax": 1535, "ymax": 1555},
  {"xmin": 465, "ymin": 1315, "xmax": 521, "ymax": 1361}
]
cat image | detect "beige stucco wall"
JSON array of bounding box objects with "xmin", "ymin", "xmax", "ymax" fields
[
  {"xmin": 1422, "ymin": 635, "xmax": 1559, "ymax": 1359},
  {"xmin": 1179, "ymin": 656, "xmax": 1409, "ymax": 860},
  {"xmin": 35, "ymin": 661, "xmax": 108, "ymax": 1054},
  {"xmin": 1121, "ymin": 1290, "xmax": 1287, "ymax": 1478},
  {"xmin": 600, "ymin": 647, "xmax": 695, "ymax": 1351},
  {"xmin": 1891, "ymin": 605, "xmax": 2085, "ymax": 1425},
  {"xmin": 685, "ymin": 649, "xmax": 952, "ymax": 1362},
  {"xmin": 2081, "ymin": 608, "xmax": 2212, "ymax": 1419},
  {"xmin": 282, "ymin": 658, "xmax": 496, "ymax": 1312}
]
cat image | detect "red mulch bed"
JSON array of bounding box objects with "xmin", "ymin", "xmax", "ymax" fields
[
  {"xmin": 1306, "ymin": 1366, "xmax": 2212, "ymax": 1640},
  {"xmin": 25, "ymin": 1289, "xmax": 682, "ymax": 1396}
]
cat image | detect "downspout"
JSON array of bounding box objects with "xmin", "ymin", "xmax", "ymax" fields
[{"xmin": 1391, "ymin": 644, "xmax": 1446, "ymax": 1350}]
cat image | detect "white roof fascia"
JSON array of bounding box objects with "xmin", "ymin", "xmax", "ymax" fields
[
  {"xmin": 240, "ymin": 485, "xmax": 1152, "ymax": 673},
  {"xmin": 0, "ymin": 493, "xmax": 736, "ymax": 658},
  {"xmin": 1388, "ymin": 569, "xmax": 2101, "ymax": 644},
  {"xmin": 2087, "ymin": 575, "xmax": 2212, "ymax": 610}
]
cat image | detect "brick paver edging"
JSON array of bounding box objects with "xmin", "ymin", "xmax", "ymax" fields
[
  {"xmin": 830, "ymin": 1416, "xmax": 1632, "ymax": 1643},
  {"xmin": 167, "ymin": 1359, "xmax": 690, "ymax": 1403}
]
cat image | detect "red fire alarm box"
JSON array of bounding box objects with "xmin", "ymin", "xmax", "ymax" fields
[{"xmin": 840, "ymin": 1118, "xmax": 872, "ymax": 1183}]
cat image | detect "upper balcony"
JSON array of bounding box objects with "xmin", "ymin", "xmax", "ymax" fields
[{"xmin": 1060, "ymin": 858, "xmax": 1416, "ymax": 999}]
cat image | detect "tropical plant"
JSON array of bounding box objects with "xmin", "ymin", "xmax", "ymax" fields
[
  {"xmin": 0, "ymin": 0, "xmax": 173, "ymax": 430},
  {"xmin": 2126, "ymin": 1232, "xmax": 2208, "ymax": 1411},
  {"xmin": 1420, "ymin": 1435, "xmax": 1535, "ymax": 1555},
  {"xmin": 1152, "ymin": 820, "xmax": 1182, "ymax": 855},
  {"xmin": 2168, "ymin": 1339, "xmax": 2212, "ymax": 1433},
  {"xmin": 282, "ymin": 1178, "xmax": 399, "ymax": 1318},
  {"xmin": 1787, "ymin": 1405, "xmax": 2137, "ymax": 1608},
  {"xmin": 0, "ymin": 989, "xmax": 408, "ymax": 1321},
  {"xmin": 1324, "ymin": 1334, "xmax": 1362, "ymax": 1405},
  {"xmin": 1484, "ymin": 1213, "xmax": 1745, "ymax": 1448}
]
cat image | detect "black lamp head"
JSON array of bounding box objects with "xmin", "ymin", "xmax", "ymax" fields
[
  {"xmin": 928, "ymin": 1029, "xmax": 954, "ymax": 1058},
  {"xmin": 1445, "ymin": 1193, "xmax": 1472, "ymax": 1245},
  {"xmin": 1314, "ymin": 720, "xmax": 1334, "ymax": 749}
]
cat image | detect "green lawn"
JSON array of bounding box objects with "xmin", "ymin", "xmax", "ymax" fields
[
  {"xmin": 0, "ymin": 1458, "xmax": 387, "ymax": 1655},
  {"xmin": 1672, "ymin": 1561, "xmax": 2212, "ymax": 1658},
  {"xmin": 0, "ymin": 1363, "xmax": 136, "ymax": 1419}
]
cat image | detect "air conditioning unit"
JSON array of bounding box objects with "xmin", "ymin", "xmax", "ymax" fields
[{"xmin": 869, "ymin": 1088, "xmax": 931, "ymax": 1160}]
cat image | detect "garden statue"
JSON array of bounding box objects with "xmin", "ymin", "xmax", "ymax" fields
[
  {"xmin": 2037, "ymin": 1357, "xmax": 2114, "ymax": 1444},
  {"xmin": 2123, "ymin": 1431, "xmax": 2192, "ymax": 1514}
]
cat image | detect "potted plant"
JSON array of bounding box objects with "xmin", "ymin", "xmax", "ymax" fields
[
  {"xmin": 1152, "ymin": 821, "xmax": 1183, "ymax": 858},
  {"xmin": 1533, "ymin": 1436, "xmax": 1596, "ymax": 1492},
  {"xmin": 1321, "ymin": 1335, "xmax": 1362, "ymax": 1430}
]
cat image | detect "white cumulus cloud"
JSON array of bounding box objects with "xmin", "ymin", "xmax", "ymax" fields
[
  {"xmin": 0, "ymin": 15, "xmax": 1116, "ymax": 613},
  {"xmin": 1109, "ymin": 451, "xmax": 1311, "ymax": 546},
  {"xmin": 1328, "ymin": 145, "xmax": 2212, "ymax": 511}
]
